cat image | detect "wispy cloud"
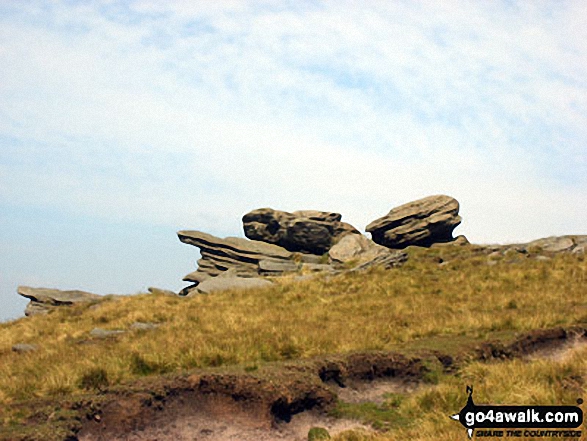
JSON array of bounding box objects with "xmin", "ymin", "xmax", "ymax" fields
[{"xmin": 0, "ymin": 0, "xmax": 586, "ymax": 245}]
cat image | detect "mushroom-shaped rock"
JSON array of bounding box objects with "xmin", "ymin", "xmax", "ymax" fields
[
  {"xmin": 366, "ymin": 195, "xmax": 461, "ymax": 249},
  {"xmin": 242, "ymin": 208, "xmax": 359, "ymax": 255},
  {"xmin": 18, "ymin": 286, "xmax": 102, "ymax": 317}
]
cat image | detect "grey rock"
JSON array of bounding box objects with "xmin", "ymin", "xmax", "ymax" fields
[
  {"xmin": 12, "ymin": 344, "xmax": 38, "ymax": 353},
  {"xmin": 535, "ymin": 255, "xmax": 551, "ymax": 261},
  {"xmin": 192, "ymin": 277, "xmax": 273, "ymax": 295},
  {"xmin": 178, "ymin": 230, "xmax": 294, "ymax": 279},
  {"xmin": 258, "ymin": 259, "xmax": 301, "ymax": 275},
  {"xmin": 572, "ymin": 245, "xmax": 585, "ymax": 255},
  {"xmin": 242, "ymin": 208, "xmax": 359, "ymax": 254},
  {"xmin": 299, "ymin": 254, "xmax": 324, "ymax": 264},
  {"xmin": 366, "ymin": 195, "xmax": 461, "ymax": 249},
  {"xmin": 328, "ymin": 234, "xmax": 385, "ymax": 263},
  {"xmin": 18, "ymin": 286, "xmax": 102, "ymax": 317},
  {"xmin": 90, "ymin": 328, "xmax": 125, "ymax": 338},
  {"xmin": 350, "ymin": 250, "xmax": 408, "ymax": 272},
  {"xmin": 527, "ymin": 236, "xmax": 576, "ymax": 253},
  {"xmin": 130, "ymin": 322, "xmax": 159, "ymax": 331},
  {"xmin": 329, "ymin": 233, "xmax": 408, "ymax": 271},
  {"xmin": 182, "ymin": 270, "xmax": 212, "ymax": 284},
  {"xmin": 147, "ymin": 287, "xmax": 177, "ymax": 296}
]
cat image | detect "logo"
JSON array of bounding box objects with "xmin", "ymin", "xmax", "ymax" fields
[{"xmin": 450, "ymin": 386, "xmax": 583, "ymax": 439}]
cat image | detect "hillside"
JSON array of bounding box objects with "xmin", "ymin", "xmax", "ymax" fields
[{"xmin": 1, "ymin": 243, "xmax": 586, "ymax": 441}]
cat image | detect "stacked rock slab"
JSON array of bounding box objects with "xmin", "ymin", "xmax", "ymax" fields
[
  {"xmin": 18, "ymin": 286, "xmax": 102, "ymax": 316},
  {"xmin": 366, "ymin": 195, "xmax": 461, "ymax": 249},
  {"xmin": 177, "ymin": 230, "xmax": 294, "ymax": 291},
  {"xmin": 242, "ymin": 208, "xmax": 359, "ymax": 255}
]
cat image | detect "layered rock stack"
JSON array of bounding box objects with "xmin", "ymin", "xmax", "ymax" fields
[
  {"xmin": 18, "ymin": 286, "xmax": 102, "ymax": 316},
  {"xmin": 366, "ymin": 195, "xmax": 462, "ymax": 249},
  {"xmin": 17, "ymin": 194, "xmax": 587, "ymax": 317},
  {"xmin": 178, "ymin": 208, "xmax": 370, "ymax": 295}
]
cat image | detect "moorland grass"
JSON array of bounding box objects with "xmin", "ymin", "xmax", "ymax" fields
[{"xmin": 0, "ymin": 245, "xmax": 585, "ymax": 438}]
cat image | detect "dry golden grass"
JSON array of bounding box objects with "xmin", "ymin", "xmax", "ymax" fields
[
  {"xmin": 0, "ymin": 245, "xmax": 585, "ymax": 440},
  {"xmin": 0, "ymin": 247, "xmax": 585, "ymax": 406},
  {"xmin": 332, "ymin": 341, "xmax": 587, "ymax": 441}
]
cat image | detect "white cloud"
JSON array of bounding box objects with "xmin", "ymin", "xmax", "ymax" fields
[{"xmin": 0, "ymin": 0, "xmax": 585, "ymax": 246}]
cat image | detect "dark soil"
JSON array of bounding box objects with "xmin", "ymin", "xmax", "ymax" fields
[{"xmin": 4, "ymin": 326, "xmax": 586, "ymax": 441}]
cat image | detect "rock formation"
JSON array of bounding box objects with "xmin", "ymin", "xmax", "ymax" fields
[
  {"xmin": 328, "ymin": 234, "xmax": 408, "ymax": 270},
  {"xmin": 192, "ymin": 276, "xmax": 273, "ymax": 295},
  {"xmin": 177, "ymin": 230, "xmax": 296, "ymax": 292},
  {"xmin": 366, "ymin": 195, "xmax": 461, "ymax": 249},
  {"xmin": 242, "ymin": 208, "xmax": 359, "ymax": 254},
  {"xmin": 18, "ymin": 286, "xmax": 102, "ymax": 316}
]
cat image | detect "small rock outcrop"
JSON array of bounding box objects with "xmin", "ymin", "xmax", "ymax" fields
[
  {"xmin": 18, "ymin": 286, "xmax": 102, "ymax": 316},
  {"xmin": 328, "ymin": 234, "xmax": 408, "ymax": 270},
  {"xmin": 12, "ymin": 344, "xmax": 39, "ymax": 353},
  {"xmin": 177, "ymin": 230, "xmax": 295, "ymax": 282},
  {"xmin": 366, "ymin": 195, "xmax": 461, "ymax": 249},
  {"xmin": 242, "ymin": 208, "xmax": 359, "ymax": 255},
  {"xmin": 191, "ymin": 276, "xmax": 273, "ymax": 295}
]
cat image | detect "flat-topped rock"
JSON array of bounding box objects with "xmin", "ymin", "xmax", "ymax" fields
[
  {"xmin": 366, "ymin": 195, "xmax": 461, "ymax": 249},
  {"xmin": 178, "ymin": 230, "xmax": 295, "ymax": 280},
  {"xmin": 485, "ymin": 235, "xmax": 587, "ymax": 255},
  {"xmin": 18, "ymin": 286, "xmax": 102, "ymax": 317},
  {"xmin": 242, "ymin": 208, "xmax": 359, "ymax": 255}
]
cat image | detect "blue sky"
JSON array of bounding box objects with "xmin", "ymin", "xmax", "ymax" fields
[{"xmin": 1, "ymin": 1, "xmax": 586, "ymax": 320}]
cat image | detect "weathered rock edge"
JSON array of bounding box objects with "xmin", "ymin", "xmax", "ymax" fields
[
  {"xmin": 17, "ymin": 286, "xmax": 102, "ymax": 317},
  {"xmin": 366, "ymin": 195, "xmax": 462, "ymax": 249},
  {"xmin": 242, "ymin": 208, "xmax": 360, "ymax": 255}
]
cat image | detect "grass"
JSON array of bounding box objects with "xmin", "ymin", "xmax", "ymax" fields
[
  {"xmin": 0, "ymin": 244, "xmax": 585, "ymax": 439},
  {"xmin": 331, "ymin": 341, "xmax": 587, "ymax": 440}
]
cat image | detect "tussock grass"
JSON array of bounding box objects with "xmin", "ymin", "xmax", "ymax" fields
[
  {"xmin": 0, "ymin": 246, "xmax": 585, "ymax": 430},
  {"xmin": 332, "ymin": 341, "xmax": 587, "ymax": 441}
]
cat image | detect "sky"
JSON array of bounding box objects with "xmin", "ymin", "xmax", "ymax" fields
[{"xmin": 1, "ymin": 1, "xmax": 586, "ymax": 321}]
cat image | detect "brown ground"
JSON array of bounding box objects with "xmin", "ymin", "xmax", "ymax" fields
[{"xmin": 8, "ymin": 326, "xmax": 586, "ymax": 441}]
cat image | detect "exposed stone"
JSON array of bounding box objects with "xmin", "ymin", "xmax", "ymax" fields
[
  {"xmin": 302, "ymin": 263, "xmax": 337, "ymax": 273},
  {"xmin": 328, "ymin": 233, "xmax": 408, "ymax": 271},
  {"xmin": 182, "ymin": 270, "xmax": 212, "ymax": 284},
  {"xmin": 299, "ymin": 254, "xmax": 324, "ymax": 264},
  {"xmin": 328, "ymin": 234, "xmax": 383, "ymax": 263},
  {"xmin": 12, "ymin": 344, "xmax": 38, "ymax": 353},
  {"xmin": 18, "ymin": 286, "xmax": 102, "ymax": 317},
  {"xmin": 178, "ymin": 230, "xmax": 294, "ymax": 280},
  {"xmin": 366, "ymin": 195, "xmax": 461, "ymax": 249},
  {"xmin": 191, "ymin": 277, "xmax": 273, "ymax": 295},
  {"xmin": 242, "ymin": 208, "xmax": 359, "ymax": 255},
  {"xmin": 90, "ymin": 328, "xmax": 125, "ymax": 338},
  {"xmin": 527, "ymin": 236, "xmax": 575, "ymax": 253},
  {"xmin": 130, "ymin": 322, "xmax": 159, "ymax": 331},
  {"xmin": 432, "ymin": 234, "xmax": 469, "ymax": 248},
  {"xmin": 147, "ymin": 287, "xmax": 176, "ymax": 296},
  {"xmin": 350, "ymin": 250, "xmax": 408, "ymax": 272},
  {"xmin": 258, "ymin": 259, "xmax": 301, "ymax": 275},
  {"xmin": 179, "ymin": 284, "xmax": 199, "ymax": 297}
]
